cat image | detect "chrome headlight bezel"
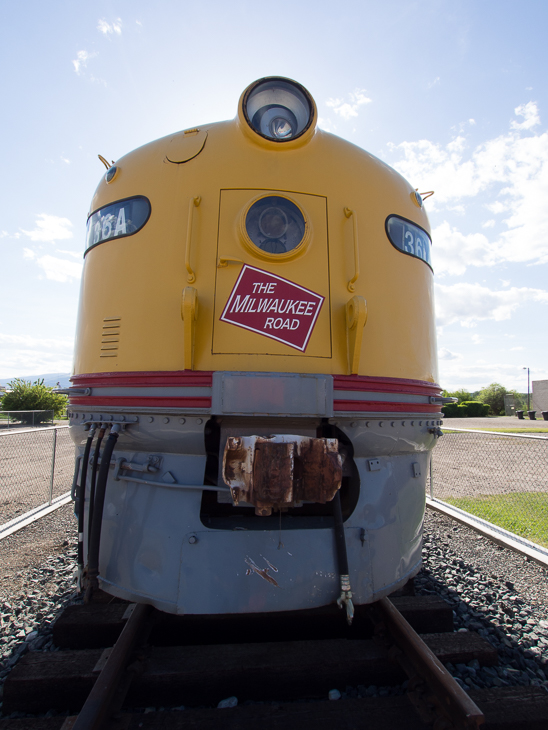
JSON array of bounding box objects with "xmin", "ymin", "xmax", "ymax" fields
[{"xmin": 240, "ymin": 77, "xmax": 317, "ymax": 145}]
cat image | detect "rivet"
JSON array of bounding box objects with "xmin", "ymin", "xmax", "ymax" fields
[
  {"xmin": 179, "ymin": 418, "xmax": 186, "ymax": 424},
  {"xmin": 148, "ymin": 417, "xmax": 154, "ymax": 423},
  {"xmin": 188, "ymin": 535, "xmax": 198, "ymax": 545},
  {"xmin": 391, "ymin": 421, "xmax": 395, "ymax": 427},
  {"xmin": 196, "ymin": 418, "xmax": 203, "ymax": 425},
  {"xmin": 419, "ymin": 421, "xmax": 423, "ymax": 426},
  {"xmin": 163, "ymin": 417, "xmax": 170, "ymax": 424},
  {"xmin": 411, "ymin": 421, "xmax": 415, "ymax": 426},
  {"xmin": 379, "ymin": 421, "xmax": 383, "ymax": 427},
  {"xmin": 365, "ymin": 421, "xmax": 370, "ymax": 427},
  {"xmin": 402, "ymin": 421, "xmax": 406, "ymax": 426}
]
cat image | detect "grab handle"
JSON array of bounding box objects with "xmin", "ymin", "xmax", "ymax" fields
[
  {"xmin": 344, "ymin": 207, "xmax": 359, "ymax": 292},
  {"xmin": 217, "ymin": 256, "xmax": 245, "ymax": 268},
  {"xmin": 185, "ymin": 196, "xmax": 201, "ymax": 283}
]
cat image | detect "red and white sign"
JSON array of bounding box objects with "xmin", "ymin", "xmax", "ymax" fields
[{"xmin": 220, "ymin": 265, "xmax": 324, "ymax": 352}]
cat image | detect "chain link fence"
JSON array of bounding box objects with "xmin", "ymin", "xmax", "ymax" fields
[
  {"xmin": 0, "ymin": 425, "xmax": 75, "ymax": 530},
  {"xmin": 429, "ymin": 428, "xmax": 548, "ymax": 553},
  {"xmin": 0, "ymin": 410, "xmax": 55, "ymax": 428}
]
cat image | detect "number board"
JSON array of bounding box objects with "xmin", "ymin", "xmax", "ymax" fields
[
  {"xmin": 85, "ymin": 196, "xmax": 151, "ymax": 254},
  {"xmin": 386, "ymin": 215, "xmax": 432, "ymax": 269}
]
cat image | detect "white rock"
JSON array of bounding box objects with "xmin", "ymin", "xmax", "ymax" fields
[
  {"xmin": 328, "ymin": 689, "xmax": 341, "ymax": 700},
  {"xmin": 217, "ymin": 696, "xmax": 238, "ymax": 708}
]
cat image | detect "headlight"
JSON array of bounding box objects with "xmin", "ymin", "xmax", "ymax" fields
[
  {"xmin": 243, "ymin": 78, "xmax": 314, "ymax": 142},
  {"xmin": 246, "ymin": 196, "xmax": 305, "ymax": 253}
]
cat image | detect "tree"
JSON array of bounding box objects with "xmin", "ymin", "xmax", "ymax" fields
[
  {"xmin": 442, "ymin": 388, "xmax": 473, "ymax": 404},
  {"xmin": 1, "ymin": 379, "xmax": 68, "ymax": 424},
  {"xmin": 476, "ymin": 382, "xmax": 509, "ymax": 415}
]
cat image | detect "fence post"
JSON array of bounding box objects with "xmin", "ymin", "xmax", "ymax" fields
[{"xmin": 49, "ymin": 428, "xmax": 58, "ymax": 505}]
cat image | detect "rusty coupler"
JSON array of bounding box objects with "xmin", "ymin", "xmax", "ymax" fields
[{"xmin": 222, "ymin": 435, "xmax": 343, "ymax": 516}]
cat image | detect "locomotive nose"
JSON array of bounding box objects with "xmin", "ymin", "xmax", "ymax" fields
[{"xmin": 239, "ymin": 77, "xmax": 317, "ymax": 147}]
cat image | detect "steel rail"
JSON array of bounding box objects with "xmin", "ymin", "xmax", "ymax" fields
[
  {"xmin": 374, "ymin": 597, "xmax": 485, "ymax": 730},
  {"xmin": 70, "ymin": 602, "xmax": 153, "ymax": 730}
]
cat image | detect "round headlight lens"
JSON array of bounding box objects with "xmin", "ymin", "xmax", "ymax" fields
[
  {"xmin": 245, "ymin": 196, "xmax": 306, "ymax": 254},
  {"xmin": 244, "ymin": 78, "xmax": 313, "ymax": 142}
]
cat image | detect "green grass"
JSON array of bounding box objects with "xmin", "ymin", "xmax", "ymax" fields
[{"xmin": 445, "ymin": 493, "xmax": 548, "ymax": 548}]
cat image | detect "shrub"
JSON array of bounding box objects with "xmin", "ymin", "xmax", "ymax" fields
[
  {"xmin": 442, "ymin": 403, "xmax": 461, "ymax": 418},
  {"xmin": 461, "ymin": 401, "xmax": 488, "ymax": 417},
  {"xmin": 442, "ymin": 401, "xmax": 490, "ymax": 418},
  {"xmin": 1, "ymin": 379, "xmax": 68, "ymax": 424}
]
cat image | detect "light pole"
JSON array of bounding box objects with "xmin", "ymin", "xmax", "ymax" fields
[{"xmin": 523, "ymin": 367, "xmax": 530, "ymax": 411}]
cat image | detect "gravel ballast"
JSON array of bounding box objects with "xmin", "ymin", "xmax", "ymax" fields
[
  {"xmin": 0, "ymin": 504, "xmax": 79, "ymax": 716},
  {"xmin": 0, "ymin": 504, "xmax": 547, "ymax": 718},
  {"xmin": 418, "ymin": 510, "xmax": 548, "ymax": 694}
]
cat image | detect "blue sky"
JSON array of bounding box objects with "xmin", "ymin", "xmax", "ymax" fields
[{"xmin": 1, "ymin": 0, "xmax": 547, "ymax": 393}]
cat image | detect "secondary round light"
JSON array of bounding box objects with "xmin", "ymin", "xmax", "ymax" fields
[
  {"xmin": 245, "ymin": 196, "xmax": 306, "ymax": 254},
  {"xmin": 244, "ymin": 78, "xmax": 313, "ymax": 142},
  {"xmin": 259, "ymin": 206, "xmax": 288, "ymax": 238},
  {"xmin": 105, "ymin": 166, "xmax": 118, "ymax": 184}
]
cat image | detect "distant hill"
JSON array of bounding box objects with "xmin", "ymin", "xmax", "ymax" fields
[{"xmin": 0, "ymin": 373, "xmax": 71, "ymax": 389}]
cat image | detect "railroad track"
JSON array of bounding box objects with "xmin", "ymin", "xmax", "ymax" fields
[{"xmin": 1, "ymin": 590, "xmax": 548, "ymax": 729}]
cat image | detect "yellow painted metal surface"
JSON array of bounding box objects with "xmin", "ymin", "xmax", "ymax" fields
[
  {"xmin": 74, "ymin": 81, "xmax": 438, "ymax": 384},
  {"xmin": 212, "ymin": 189, "xmax": 331, "ymax": 358}
]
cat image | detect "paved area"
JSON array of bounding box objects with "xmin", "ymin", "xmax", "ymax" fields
[{"xmin": 442, "ymin": 416, "xmax": 548, "ymax": 430}]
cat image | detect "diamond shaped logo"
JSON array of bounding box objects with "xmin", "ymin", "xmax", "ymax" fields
[{"xmin": 220, "ymin": 265, "xmax": 324, "ymax": 352}]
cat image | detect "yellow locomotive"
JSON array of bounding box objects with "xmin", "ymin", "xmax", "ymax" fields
[{"xmin": 67, "ymin": 77, "xmax": 444, "ymax": 619}]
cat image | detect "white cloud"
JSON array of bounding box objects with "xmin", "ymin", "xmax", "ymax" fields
[
  {"xmin": 438, "ymin": 359, "xmax": 546, "ymax": 392},
  {"xmin": 471, "ymin": 334, "xmax": 483, "ymax": 344},
  {"xmin": 317, "ymin": 116, "xmax": 336, "ymax": 133},
  {"xmin": 427, "ymin": 77, "xmax": 440, "ymax": 89},
  {"xmin": 23, "ymin": 248, "xmax": 35, "ymax": 259},
  {"xmin": 98, "ymin": 18, "xmax": 122, "ymax": 35},
  {"xmin": 326, "ymin": 89, "xmax": 371, "ymax": 120},
  {"xmin": 56, "ymin": 249, "xmax": 82, "ymax": 259},
  {"xmin": 34, "ymin": 255, "xmax": 83, "ymax": 283},
  {"xmin": 390, "ymin": 102, "xmax": 548, "ymax": 272},
  {"xmin": 510, "ymin": 101, "xmax": 540, "ymax": 130},
  {"xmin": 72, "ymin": 50, "xmax": 96, "ymax": 75},
  {"xmin": 482, "ymin": 219, "xmax": 495, "ymax": 228},
  {"xmin": 0, "ymin": 333, "xmax": 74, "ymax": 378},
  {"xmin": 486, "ymin": 201, "xmax": 505, "ymax": 214},
  {"xmin": 435, "ymin": 282, "xmax": 548, "ymax": 327},
  {"xmin": 21, "ymin": 214, "xmax": 73, "ymax": 243},
  {"xmin": 510, "ymin": 346, "xmax": 524, "ymax": 351},
  {"xmin": 61, "ymin": 157, "xmax": 71, "ymax": 164},
  {"xmin": 431, "ymin": 221, "xmax": 497, "ymax": 275},
  {"xmin": 438, "ymin": 347, "xmax": 461, "ymax": 361}
]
